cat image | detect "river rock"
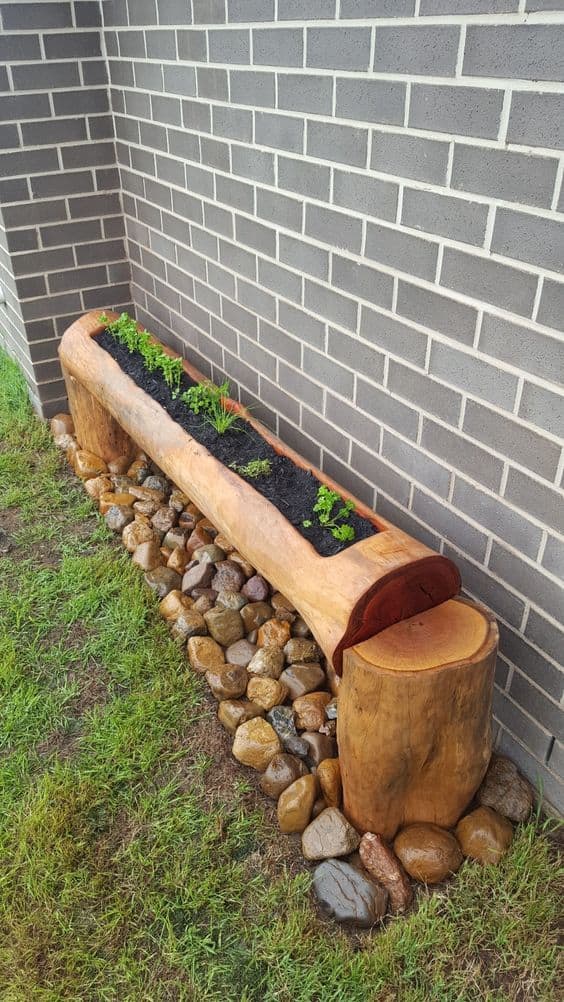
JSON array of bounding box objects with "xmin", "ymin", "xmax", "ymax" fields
[
  {"xmin": 178, "ymin": 510, "xmax": 198, "ymax": 532},
  {"xmin": 144, "ymin": 566, "xmax": 181, "ymax": 599},
  {"xmin": 477, "ymin": 755, "xmax": 533, "ymax": 824},
  {"xmin": 105, "ymin": 504, "xmax": 134, "ymax": 533},
  {"xmin": 216, "ymin": 590, "xmax": 248, "ymax": 611},
  {"xmin": 211, "ymin": 560, "xmax": 245, "ymax": 594},
  {"xmin": 74, "ymin": 450, "xmax": 108, "ymax": 480},
  {"xmin": 206, "ymin": 664, "xmax": 249, "ymax": 701},
  {"xmin": 284, "ymin": 638, "xmax": 320, "ymax": 664},
  {"xmin": 219, "ymin": 699, "xmax": 264, "ymax": 735},
  {"xmin": 132, "ymin": 539, "xmax": 162, "ymax": 571},
  {"xmin": 182, "ymin": 562, "xmax": 214, "ymax": 593},
  {"xmin": 143, "ymin": 474, "xmax": 169, "ymax": 495},
  {"xmin": 259, "ymin": 753, "xmax": 309, "ymax": 798},
  {"xmin": 214, "ymin": 532, "xmax": 235, "ymax": 555},
  {"xmin": 302, "ymin": 807, "xmax": 360, "ymax": 861},
  {"xmin": 50, "ymin": 412, "xmax": 74, "ymax": 437},
  {"xmin": 247, "ymin": 677, "xmax": 289, "ymax": 711},
  {"xmin": 193, "ymin": 593, "xmax": 216, "ymax": 614},
  {"xmin": 317, "ymin": 758, "xmax": 342, "ymax": 809},
  {"xmin": 158, "ymin": 589, "xmax": 193, "ymax": 621},
  {"xmin": 302, "ymin": 731, "xmax": 336, "ymax": 766},
  {"xmin": 232, "ymin": 717, "xmax": 281, "ymax": 769},
  {"xmin": 123, "ymin": 520, "xmax": 156, "ymax": 553},
  {"xmin": 152, "ymin": 507, "xmax": 177, "ymax": 535},
  {"xmin": 99, "ymin": 491, "xmax": 136, "ymax": 515},
  {"xmin": 163, "ymin": 527, "xmax": 189, "ymax": 551},
  {"xmin": 127, "ymin": 459, "xmax": 151, "ymax": 484},
  {"xmin": 84, "ymin": 475, "xmax": 112, "ymax": 499},
  {"xmin": 271, "ymin": 592, "xmax": 296, "ymax": 622},
  {"xmin": 359, "ymin": 833, "xmax": 413, "ymax": 913},
  {"xmin": 325, "ymin": 698, "xmax": 338, "ymax": 720},
  {"xmin": 167, "ymin": 547, "xmax": 191, "ymax": 575},
  {"xmin": 225, "ymin": 638, "xmax": 257, "ymax": 667},
  {"xmin": 169, "ymin": 489, "xmax": 190, "ymax": 512},
  {"xmin": 242, "ymin": 574, "xmax": 269, "ymax": 601},
  {"xmin": 313, "ymin": 860, "xmax": 388, "ymax": 928},
  {"xmin": 291, "ymin": 617, "xmax": 312, "ymax": 638},
  {"xmin": 280, "ymin": 663, "xmax": 326, "ymax": 700},
  {"xmin": 257, "ymin": 618, "xmax": 291, "ymax": 649},
  {"xmin": 186, "ymin": 526, "xmax": 213, "ymax": 554},
  {"xmin": 455, "ymin": 806, "xmax": 513, "ymax": 864},
  {"xmin": 107, "ymin": 455, "xmax": 131, "ymax": 475},
  {"xmin": 247, "ymin": 646, "xmax": 284, "ymax": 679},
  {"xmin": 133, "ymin": 499, "xmax": 160, "ymax": 518},
  {"xmin": 277, "ymin": 775, "xmax": 318, "ymax": 834},
  {"xmin": 204, "ymin": 607, "xmax": 244, "ymax": 646},
  {"xmin": 394, "ymin": 824, "xmax": 463, "ymax": 884},
  {"xmin": 130, "ymin": 485, "xmax": 166, "ymax": 505},
  {"xmin": 187, "ymin": 636, "xmax": 225, "ymax": 673},
  {"xmin": 170, "ymin": 608, "xmax": 207, "ymax": 643},
  {"xmin": 293, "ymin": 692, "xmax": 332, "ymax": 731},
  {"xmin": 194, "ymin": 543, "xmax": 226, "ymax": 564},
  {"xmin": 267, "ymin": 706, "xmax": 309, "ymax": 757},
  {"xmin": 240, "ymin": 602, "xmax": 273, "ymax": 632},
  {"xmin": 198, "ymin": 518, "xmax": 217, "ymax": 538},
  {"xmin": 229, "ymin": 552, "xmax": 254, "ymax": 578}
]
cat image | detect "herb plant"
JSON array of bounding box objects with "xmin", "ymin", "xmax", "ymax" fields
[
  {"xmin": 230, "ymin": 458, "xmax": 272, "ymax": 479},
  {"xmin": 181, "ymin": 379, "xmax": 230, "ymax": 416},
  {"xmin": 99, "ymin": 312, "xmax": 184, "ymax": 398},
  {"xmin": 303, "ymin": 484, "xmax": 356, "ymax": 542}
]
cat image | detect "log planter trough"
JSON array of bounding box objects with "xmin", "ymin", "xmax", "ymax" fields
[{"xmin": 59, "ymin": 310, "xmax": 499, "ymax": 840}]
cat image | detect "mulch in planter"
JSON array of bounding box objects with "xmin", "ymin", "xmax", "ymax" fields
[{"xmin": 95, "ymin": 329, "xmax": 377, "ymax": 557}]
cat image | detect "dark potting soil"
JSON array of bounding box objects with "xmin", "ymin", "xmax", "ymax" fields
[{"xmin": 95, "ymin": 330, "xmax": 377, "ymax": 557}]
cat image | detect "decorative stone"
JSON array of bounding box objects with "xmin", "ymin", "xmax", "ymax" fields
[
  {"xmin": 192, "ymin": 587, "xmax": 217, "ymax": 602},
  {"xmin": 74, "ymin": 450, "xmax": 108, "ymax": 480},
  {"xmin": 455, "ymin": 807, "xmax": 513, "ymax": 865},
  {"xmin": 158, "ymin": 589, "xmax": 193, "ymax": 621},
  {"xmin": 247, "ymin": 646, "xmax": 285, "ymax": 679},
  {"xmin": 99, "ymin": 491, "xmax": 136, "ymax": 515},
  {"xmin": 293, "ymin": 692, "xmax": 332, "ymax": 731},
  {"xmin": 279, "ymin": 663, "xmax": 326, "ymax": 700},
  {"xmin": 359, "ymin": 833, "xmax": 413, "ymax": 914},
  {"xmin": 259, "ymin": 753, "xmax": 309, "ymax": 799},
  {"xmin": 130, "ymin": 485, "xmax": 166, "ymax": 505},
  {"xmin": 163, "ymin": 527, "xmax": 189, "ymax": 551},
  {"xmin": 105, "ymin": 505, "xmax": 134, "ymax": 533},
  {"xmin": 302, "ymin": 731, "xmax": 336, "ymax": 766},
  {"xmin": 193, "ymin": 594, "xmax": 216, "ymax": 614},
  {"xmin": 167, "ymin": 547, "xmax": 191, "ymax": 575},
  {"xmin": 291, "ymin": 617, "xmax": 312, "ymax": 638},
  {"xmin": 232, "ymin": 717, "xmax": 281, "ymax": 769},
  {"xmin": 247, "ymin": 629, "xmax": 258, "ymax": 645},
  {"xmin": 271, "ymin": 592, "xmax": 296, "ymax": 622},
  {"xmin": 205, "ymin": 664, "xmax": 248, "ymax": 701},
  {"xmin": 127, "ymin": 459, "xmax": 151, "ymax": 484},
  {"xmin": 317, "ymin": 758, "xmax": 342, "ymax": 809},
  {"xmin": 181, "ymin": 562, "xmax": 214, "ymax": 593},
  {"xmin": 394, "ymin": 824, "xmax": 463, "ymax": 884},
  {"xmin": 54, "ymin": 433, "xmax": 77, "ymax": 452},
  {"xmin": 178, "ymin": 510, "xmax": 198, "ymax": 532},
  {"xmin": 224, "ymin": 638, "xmax": 257, "ymax": 668},
  {"xmin": 132, "ymin": 540, "xmax": 162, "ymax": 571},
  {"xmin": 267, "ymin": 705, "xmax": 309, "ymax": 757},
  {"xmin": 242, "ymin": 574, "xmax": 269, "ymax": 601},
  {"xmin": 170, "ymin": 609, "xmax": 207, "ymax": 643},
  {"xmin": 84, "ymin": 475, "xmax": 112, "ymax": 499},
  {"xmin": 257, "ymin": 618, "xmax": 291, "ymax": 649},
  {"xmin": 302, "ymin": 807, "xmax": 360, "ymax": 861},
  {"xmin": 169, "ymin": 489, "xmax": 190, "ymax": 512},
  {"xmin": 284, "ymin": 638, "xmax": 320, "ymax": 664},
  {"xmin": 214, "ymin": 533, "xmax": 235, "ymax": 555},
  {"xmin": 133, "ymin": 499, "xmax": 159, "ymax": 518},
  {"xmin": 160, "ymin": 546, "xmax": 173, "ymax": 562},
  {"xmin": 228, "ymin": 552, "xmax": 254, "ymax": 578},
  {"xmin": 187, "ymin": 636, "xmax": 225, "ymax": 674},
  {"xmin": 107, "ymin": 455, "xmax": 131, "ymax": 475},
  {"xmin": 122, "ymin": 520, "xmax": 156, "ymax": 553},
  {"xmin": 211, "ymin": 560, "xmax": 245, "ymax": 594},
  {"xmin": 144, "ymin": 566, "xmax": 181, "ymax": 599},
  {"xmin": 198, "ymin": 518, "xmax": 217, "ymax": 538},
  {"xmin": 312, "ymin": 798, "xmax": 327, "ymax": 819},
  {"xmin": 186, "ymin": 525, "xmax": 213, "ymax": 554},
  {"xmin": 50, "ymin": 412, "xmax": 74, "ymax": 437},
  {"xmin": 477, "ymin": 755, "xmax": 533, "ymax": 824},
  {"xmin": 325, "ymin": 698, "xmax": 338, "ymax": 720},
  {"xmin": 312, "ymin": 860, "xmax": 388, "ymax": 928},
  {"xmin": 216, "ymin": 591, "xmax": 248, "ymax": 611},
  {"xmin": 194, "ymin": 543, "xmax": 226, "ymax": 564},
  {"xmin": 320, "ymin": 720, "xmax": 336, "ymax": 739},
  {"xmin": 152, "ymin": 507, "xmax": 177, "ymax": 534},
  {"xmin": 204, "ymin": 607, "xmax": 244, "ymax": 646},
  {"xmin": 277, "ymin": 775, "xmax": 318, "ymax": 834},
  {"xmin": 241, "ymin": 602, "xmax": 273, "ymax": 632},
  {"xmin": 110, "ymin": 475, "xmax": 135, "ymax": 493},
  {"xmin": 143, "ymin": 474, "xmax": 170, "ymax": 494},
  {"xmin": 247, "ymin": 677, "xmax": 289, "ymax": 711}
]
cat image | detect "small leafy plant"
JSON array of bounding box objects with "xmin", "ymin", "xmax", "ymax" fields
[
  {"xmin": 303, "ymin": 484, "xmax": 356, "ymax": 542},
  {"xmin": 99, "ymin": 312, "xmax": 184, "ymax": 398},
  {"xmin": 230, "ymin": 458, "xmax": 272, "ymax": 479},
  {"xmin": 181, "ymin": 379, "xmax": 230, "ymax": 416}
]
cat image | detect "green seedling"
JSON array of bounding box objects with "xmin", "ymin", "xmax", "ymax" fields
[
  {"xmin": 99, "ymin": 312, "xmax": 184, "ymax": 397},
  {"xmin": 229, "ymin": 458, "xmax": 272, "ymax": 479},
  {"xmin": 204, "ymin": 396, "xmax": 242, "ymax": 435},
  {"xmin": 303, "ymin": 484, "xmax": 356, "ymax": 542},
  {"xmin": 181, "ymin": 379, "xmax": 230, "ymax": 416}
]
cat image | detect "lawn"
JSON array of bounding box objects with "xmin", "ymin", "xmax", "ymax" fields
[{"xmin": 0, "ymin": 346, "xmax": 561, "ymax": 1002}]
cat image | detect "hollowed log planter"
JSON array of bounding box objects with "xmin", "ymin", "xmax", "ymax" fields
[{"xmin": 59, "ymin": 311, "xmax": 498, "ymax": 838}]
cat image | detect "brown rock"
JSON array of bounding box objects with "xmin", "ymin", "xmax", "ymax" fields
[
  {"xmin": 247, "ymin": 646, "xmax": 285, "ymax": 679},
  {"xmin": 181, "ymin": 562, "xmax": 214, "ymax": 593},
  {"xmin": 105, "ymin": 505, "xmax": 134, "ymax": 533},
  {"xmin": 130, "ymin": 486, "xmax": 166, "ymax": 506},
  {"xmin": 241, "ymin": 574, "xmax": 269, "ymax": 601},
  {"xmin": 170, "ymin": 609, "xmax": 207, "ymax": 643},
  {"xmin": 178, "ymin": 510, "xmax": 198, "ymax": 532},
  {"xmin": 204, "ymin": 607, "xmax": 244, "ymax": 646},
  {"xmin": 225, "ymin": 638, "xmax": 257, "ymax": 667},
  {"xmin": 169, "ymin": 489, "xmax": 190, "ymax": 512},
  {"xmin": 455, "ymin": 807, "xmax": 513, "ymax": 864},
  {"xmin": 359, "ymin": 832, "xmax": 413, "ymax": 913},
  {"xmin": 109, "ymin": 475, "xmax": 135, "ymax": 493},
  {"xmin": 158, "ymin": 589, "xmax": 194, "ymax": 621},
  {"xmin": 133, "ymin": 499, "xmax": 160, "ymax": 518},
  {"xmin": 167, "ymin": 547, "xmax": 191, "ymax": 575},
  {"xmin": 247, "ymin": 677, "xmax": 289, "ymax": 711},
  {"xmin": 279, "ymin": 663, "xmax": 326, "ymax": 700},
  {"xmin": 163, "ymin": 527, "xmax": 189, "ymax": 550},
  {"xmin": 127, "ymin": 458, "xmax": 151, "ymax": 484},
  {"xmin": 313, "ymin": 859, "xmax": 388, "ymax": 928},
  {"xmin": 132, "ymin": 540, "xmax": 163, "ymax": 571},
  {"xmin": 260, "ymin": 753, "xmax": 309, "ymax": 798},
  {"xmin": 257, "ymin": 618, "xmax": 291, "ymax": 649},
  {"xmin": 50, "ymin": 412, "xmax": 74, "ymax": 437},
  {"xmin": 84, "ymin": 475, "xmax": 112, "ymax": 499},
  {"xmin": 144, "ymin": 566, "xmax": 182, "ymax": 599},
  {"xmin": 291, "ymin": 617, "xmax": 312, "ymax": 638},
  {"xmin": 277, "ymin": 775, "xmax": 318, "ymax": 833},
  {"xmin": 74, "ymin": 450, "xmax": 108, "ymax": 480},
  {"xmin": 302, "ymin": 807, "xmax": 360, "ymax": 861},
  {"xmin": 219, "ymin": 698, "xmax": 264, "ymax": 735},
  {"xmin": 152, "ymin": 507, "xmax": 177, "ymax": 535},
  {"xmin": 198, "ymin": 518, "xmax": 217, "ymax": 537},
  {"xmin": 284, "ymin": 638, "xmax": 320, "ymax": 664},
  {"xmin": 205, "ymin": 664, "xmax": 248, "ymax": 701},
  {"xmin": 228, "ymin": 552, "xmax": 254, "ymax": 577},
  {"xmin": 216, "ymin": 591, "xmax": 248, "ymax": 611},
  {"xmin": 232, "ymin": 717, "xmax": 281, "ymax": 769},
  {"xmin": 186, "ymin": 525, "xmax": 212, "ymax": 554},
  {"xmin": 302, "ymin": 731, "xmax": 336, "ymax": 766},
  {"xmin": 317, "ymin": 758, "xmax": 342, "ymax": 809},
  {"xmin": 107, "ymin": 455, "xmax": 131, "ymax": 475},
  {"xmin": 123, "ymin": 520, "xmax": 156, "ymax": 553},
  {"xmin": 214, "ymin": 533, "xmax": 235, "ymax": 555},
  {"xmin": 187, "ymin": 636, "xmax": 225, "ymax": 674},
  {"xmin": 53, "ymin": 432, "xmax": 76, "ymax": 452},
  {"xmin": 293, "ymin": 692, "xmax": 331, "ymax": 731},
  {"xmin": 99, "ymin": 491, "xmax": 136, "ymax": 515},
  {"xmin": 193, "ymin": 594, "xmax": 216, "ymax": 614},
  {"xmin": 160, "ymin": 546, "xmax": 173, "ymax": 562},
  {"xmin": 211, "ymin": 560, "xmax": 245, "ymax": 594},
  {"xmin": 241, "ymin": 601, "xmax": 273, "ymax": 632},
  {"xmin": 477, "ymin": 755, "xmax": 533, "ymax": 824},
  {"xmin": 271, "ymin": 592, "xmax": 296, "ymax": 622},
  {"xmin": 194, "ymin": 543, "xmax": 226, "ymax": 564},
  {"xmin": 312, "ymin": 798, "xmax": 327, "ymax": 819},
  {"xmin": 394, "ymin": 824, "xmax": 463, "ymax": 884}
]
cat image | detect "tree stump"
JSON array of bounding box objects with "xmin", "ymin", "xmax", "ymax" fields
[
  {"xmin": 338, "ymin": 598, "xmax": 498, "ymax": 839},
  {"xmin": 63, "ymin": 368, "xmax": 135, "ymax": 466}
]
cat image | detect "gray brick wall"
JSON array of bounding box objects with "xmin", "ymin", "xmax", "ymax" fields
[{"xmin": 1, "ymin": 1, "xmax": 562, "ymax": 813}]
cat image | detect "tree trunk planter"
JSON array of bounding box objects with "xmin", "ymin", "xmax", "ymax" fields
[{"xmin": 59, "ymin": 310, "xmax": 498, "ymax": 837}]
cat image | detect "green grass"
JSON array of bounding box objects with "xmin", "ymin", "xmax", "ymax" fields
[{"xmin": 0, "ymin": 347, "xmax": 561, "ymax": 1001}]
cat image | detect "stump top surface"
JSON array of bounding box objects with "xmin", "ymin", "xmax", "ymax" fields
[{"xmin": 351, "ymin": 599, "xmax": 491, "ymax": 673}]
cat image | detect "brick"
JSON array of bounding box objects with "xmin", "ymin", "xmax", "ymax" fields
[
  {"xmin": 6, "ymin": 229, "xmax": 38, "ymax": 254},
  {"xmin": 1, "ymin": 2, "xmax": 72, "ymax": 29},
  {"xmin": 30, "ymin": 170, "xmax": 94, "ymax": 200},
  {"xmin": 422, "ymin": 418, "xmax": 503, "ymax": 491},
  {"xmin": 279, "ymin": 0, "xmax": 336, "ymax": 16},
  {"xmin": 259, "ymin": 259, "xmax": 302, "ymax": 302},
  {"xmin": 76, "ymin": 238, "xmax": 125, "ymax": 266},
  {"xmin": 279, "ymin": 361, "xmax": 323, "ymax": 411},
  {"xmin": 335, "ymin": 78, "xmax": 405, "ymax": 127},
  {"xmin": 255, "ymin": 111, "xmax": 304, "ymax": 154},
  {"xmin": 197, "ymin": 67, "xmax": 228, "ymax": 101},
  {"xmin": 494, "ymin": 692, "xmax": 551, "ymax": 762},
  {"xmin": 543, "ymin": 535, "xmax": 564, "ymax": 579},
  {"xmin": 452, "ymin": 146, "xmax": 558, "ymax": 210},
  {"xmin": 133, "ymin": 60, "xmax": 162, "ymax": 91},
  {"xmin": 212, "ymin": 105, "xmax": 252, "ymax": 142},
  {"xmin": 151, "ymin": 93, "xmax": 182, "ymax": 126},
  {"xmin": 83, "ymin": 61, "xmax": 107, "ymax": 87},
  {"xmin": 402, "ymin": 188, "xmax": 488, "ymax": 247},
  {"xmin": 366, "ymin": 222, "xmax": 438, "ymax": 283},
  {"xmin": 326, "ymin": 394, "xmax": 381, "ymax": 454},
  {"xmin": 305, "ymin": 278, "xmax": 357, "ymax": 332},
  {"xmin": 228, "ymin": 0, "xmax": 275, "ymax": 19},
  {"xmin": 259, "ymin": 319, "xmax": 301, "ymax": 366},
  {"xmin": 341, "ymin": 1, "xmax": 415, "ymax": 14},
  {"xmin": 157, "ymin": 0, "xmax": 193, "ymax": 23},
  {"xmin": 146, "ymin": 29, "xmax": 177, "ymax": 59},
  {"xmin": 171, "ymin": 190, "xmax": 203, "ymax": 224},
  {"xmin": 537, "ymin": 279, "xmax": 564, "ymax": 335},
  {"xmin": 421, "ymin": 0, "xmax": 517, "ymax": 9},
  {"xmin": 464, "ymin": 25, "xmax": 564, "ymax": 82},
  {"xmin": 200, "ymin": 135, "xmax": 230, "ymax": 170},
  {"xmin": 278, "ymin": 74, "xmax": 333, "ymax": 117},
  {"xmin": 127, "ymin": 0, "xmax": 157, "ymax": 25},
  {"xmin": 0, "ymin": 178, "xmax": 30, "ymax": 203},
  {"xmin": 510, "ymin": 674, "xmax": 562, "ymax": 750},
  {"xmin": 307, "ymin": 27, "xmax": 371, "ymax": 71},
  {"xmin": 232, "ymin": 146, "xmax": 275, "ymax": 184},
  {"xmin": 230, "ymin": 70, "xmax": 275, "ymax": 107},
  {"xmin": 219, "ymin": 239, "xmax": 257, "ymax": 280},
  {"xmin": 278, "ymin": 155, "xmax": 330, "ymax": 200},
  {"xmin": 360, "ymin": 304, "xmax": 428, "ymax": 367},
  {"xmin": 0, "ymin": 33, "xmax": 41, "ymax": 61},
  {"xmin": 279, "ymin": 301, "xmax": 325, "ymax": 349},
  {"xmin": 389, "ymin": 358, "xmax": 462, "ymax": 423},
  {"xmin": 208, "ymin": 262, "xmax": 235, "ymax": 298},
  {"xmin": 237, "ymin": 278, "xmax": 276, "ymax": 321},
  {"xmin": 163, "ymin": 65, "xmax": 197, "ymax": 97},
  {"xmin": 519, "ymin": 382, "xmax": 564, "ymax": 440},
  {"xmin": 44, "ymin": 30, "xmax": 101, "ymax": 59},
  {"xmin": 355, "ymin": 443, "xmax": 412, "ymax": 505},
  {"xmin": 430, "ymin": 341, "xmax": 518, "ymax": 411},
  {"xmin": 328, "ymin": 328, "xmax": 385, "ymax": 385},
  {"xmin": 0, "ymin": 148, "xmax": 59, "ymax": 179},
  {"xmin": 206, "ymin": 203, "xmax": 234, "ymax": 238},
  {"xmin": 223, "ymin": 299, "xmax": 258, "ymax": 339},
  {"xmin": 450, "ymin": 544, "xmax": 527, "ymax": 629},
  {"xmin": 414, "ymin": 490, "xmax": 489, "ymax": 563},
  {"xmin": 177, "ymin": 29, "xmax": 207, "ymax": 61},
  {"xmin": 235, "ymin": 215, "xmax": 276, "ymax": 257},
  {"xmin": 333, "ymin": 170, "xmax": 398, "ymax": 224},
  {"xmin": 302, "ymin": 407, "xmax": 350, "ymax": 462},
  {"xmin": 192, "ymin": 0, "xmax": 225, "ymax": 23},
  {"xmin": 216, "ymin": 174, "xmax": 254, "ymax": 213},
  {"xmin": 357, "ymin": 377, "xmax": 419, "ymax": 441},
  {"xmin": 308, "ymin": 121, "xmax": 368, "ymax": 168},
  {"xmin": 374, "ymin": 25, "xmax": 458, "ymax": 76},
  {"xmin": 279, "ymin": 234, "xmax": 328, "ymax": 280},
  {"xmin": 465, "ymin": 400, "xmax": 561, "ymax": 481},
  {"xmin": 526, "ymin": 608, "xmax": 564, "ymax": 669},
  {"xmin": 12, "ymin": 61, "xmax": 80, "ymax": 91},
  {"xmin": 498, "ymin": 622, "xmax": 562, "ymax": 702},
  {"xmin": 16, "ymin": 275, "xmax": 48, "ymax": 300},
  {"xmin": 183, "ymin": 99, "xmax": 211, "ymax": 131},
  {"xmin": 492, "ymin": 209, "xmax": 564, "ymax": 275},
  {"xmin": 479, "ymin": 313, "xmax": 564, "ymax": 386},
  {"xmin": 333, "ymin": 255, "xmax": 394, "ymax": 311},
  {"xmin": 507, "ymin": 92, "xmax": 564, "ymax": 151},
  {"xmin": 440, "ymin": 247, "xmax": 538, "ymax": 318},
  {"xmin": 20, "ymin": 117, "xmax": 86, "ymax": 147},
  {"xmin": 254, "ymin": 28, "xmax": 302, "ymax": 67},
  {"xmin": 10, "ymin": 247, "xmax": 72, "ymax": 279},
  {"xmin": 48, "ymin": 264, "xmax": 107, "ymax": 295},
  {"xmin": 491, "ymin": 544, "xmax": 563, "ymax": 625},
  {"xmin": 209, "ymin": 27, "xmax": 249, "ymax": 63},
  {"xmin": 239, "ymin": 335, "xmax": 278, "ymax": 379},
  {"xmin": 410, "ymin": 84, "xmax": 503, "ymax": 141},
  {"xmin": 257, "ymin": 189, "xmax": 303, "ymax": 233},
  {"xmin": 371, "ymin": 130, "xmax": 449, "ymax": 185},
  {"xmin": 306, "ymin": 204, "xmax": 362, "ymax": 254},
  {"xmin": 0, "ymin": 93, "xmax": 51, "ymax": 122},
  {"xmin": 168, "ymin": 127, "xmax": 199, "ymax": 161},
  {"xmin": 382, "ymin": 430, "xmax": 451, "ymax": 498}
]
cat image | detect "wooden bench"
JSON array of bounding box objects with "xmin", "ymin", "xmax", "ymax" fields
[{"xmin": 59, "ymin": 310, "xmax": 498, "ymax": 838}]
